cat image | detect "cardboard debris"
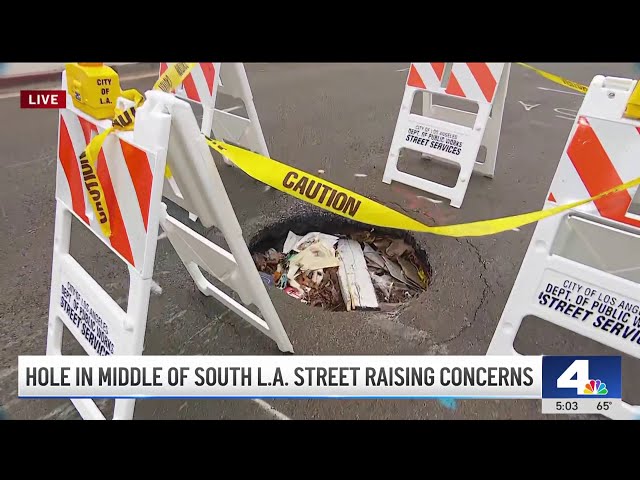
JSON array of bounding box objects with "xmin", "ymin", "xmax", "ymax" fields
[
  {"xmin": 289, "ymin": 242, "xmax": 340, "ymax": 277},
  {"xmin": 336, "ymin": 239, "xmax": 379, "ymax": 311},
  {"xmin": 363, "ymin": 244, "xmax": 386, "ymax": 269},
  {"xmin": 397, "ymin": 256, "xmax": 425, "ymax": 289},
  {"xmin": 283, "ymin": 231, "xmax": 302, "ymax": 254},
  {"xmin": 370, "ymin": 272, "xmax": 394, "ymax": 301},
  {"xmin": 293, "ymin": 232, "xmax": 339, "ymax": 252},
  {"xmin": 350, "ymin": 230, "xmax": 376, "ymax": 244},
  {"xmin": 382, "ymin": 255, "xmax": 410, "ymax": 286},
  {"xmin": 373, "ymin": 238, "xmax": 392, "ymax": 251},
  {"xmin": 385, "ymin": 238, "xmax": 412, "ymax": 258}
]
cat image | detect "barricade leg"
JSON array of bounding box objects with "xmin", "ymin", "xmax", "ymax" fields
[
  {"xmin": 161, "ymin": 211, "xmax": 294, "ymax": 353},
  {"xmin": 47, "ymin": 203, "xmax": 109, "ymax": 420},
  {"xmin": 382, "ymin": 87, "xmax": 415, "ymax": 186},
  {"xmin": 233, "ymin": 63, "xmax": 270, "ymax": 158},
  {"xmin": 46, "ymin": 202, "xmax": 71, "ymax": 357},
  {"xmin": 147, "ymin": 90, "xmax": 293, "ymax": 353},
  {"xmin": 201, "ymin": 105, "xmax": 215, "ymax": 136},
  {"xmin": 474, "ymin": 63, "xmax": 510, "ymax": 179},
  {"xmin": 113, "ymin": 399, "xmax": 137, "ymax": 420}
]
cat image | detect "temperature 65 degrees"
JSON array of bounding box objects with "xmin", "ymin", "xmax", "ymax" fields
[{"xmin": 597, "ymin": 401, "xmax": 612, "ymax": 411}]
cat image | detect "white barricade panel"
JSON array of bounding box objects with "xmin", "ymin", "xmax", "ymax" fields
[
  {"xmin": 47, "ymin": 73, "xmax": 171, "ymax": 419},
  {"xmin": 159, "ymin": 62, "xmax": 221, "ymax": 108},
  {"xmin": 158, "ymin": 62, "xmax": 271, "ymax": 217},
  {"xmin": 139, "ymin": 91, "xmax": 293, "ymax": 353},
  {"xmin": 487, "ymin": 75, "xmax": 640, "ymax": 420},
  {"xmin": 56, "ymin": 108, "xmax": 164, "ymax": 276},
  {"xmin": 383, "ymin": 62, "xmax": 510, "ymax": 208},
  {"xmin": 157, "ymin": 62, "xmax": 268, "ymax": 154}
]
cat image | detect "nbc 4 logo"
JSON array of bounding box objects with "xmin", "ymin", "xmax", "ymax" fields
[{"xmin": 557, "ymin": 360, "xmax": 608, "ymax": 396}]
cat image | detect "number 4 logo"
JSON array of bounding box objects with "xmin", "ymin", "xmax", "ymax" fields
[
  {"xmin": 557, "ymin": 360, "xmax": 590, "ymax": 394},
  {"xmin": 557, "ymin": 359, "xmax": 609, "ymax": 396}
]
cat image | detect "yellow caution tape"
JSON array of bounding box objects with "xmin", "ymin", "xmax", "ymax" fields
[
  {"xmin": 153, "ymin": 62, "xmax": 196, "ymax": 93},
  {"xmin": 206, "ymin": 138, "xmax": 640, "ymax": 238},
  {"xmin": 625, "ymin": 80, "xmax": 640, "ymax": 119},
  {"xmin": 518, "ymin": 63, "xmax": 640, "ymax": 119},
  {"xmin": 79, "ymin": 145, "xmax": 112, "ymax": 237},
  {"xmin": 111, "ymin": 89, "xmax": 145, "ymax": 130},
  {"xmin": 77, "ymin": 63, "xmax": 196, "ymax": 237},
  {"xmin": 517, "ymin": 63, "xmax": 589, "ymax": 94}
]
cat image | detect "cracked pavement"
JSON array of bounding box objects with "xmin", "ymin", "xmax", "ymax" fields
[{"xmin": 1, "ymin": 62, "xmax": 639, "ymax": 419}]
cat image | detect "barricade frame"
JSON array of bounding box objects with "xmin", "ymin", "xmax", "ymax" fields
[
  {"xmin": 159, "ymin": 62, "xmax": 272, "ymax": 219},
  {"xmin": 46, "ymin": 78, "xmax": 293, "ymax": 420},
  {"xmin": 47, "ymin": 73, "xmax": 171, "ymax": 420},
  {"xmin": 383, "ymin": 62, "xmax": 510, "ymax": 208},
  {"xmin": 487, "ymin": 75, "xmax": 640, "ymax": 420}
]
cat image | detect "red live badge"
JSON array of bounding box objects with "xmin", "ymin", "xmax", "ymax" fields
[{"xmin": 20, "ymin": 90, "xmax": 66, "ymax": 109}]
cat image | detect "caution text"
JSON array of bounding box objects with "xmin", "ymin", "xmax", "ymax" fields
[{"xmin": 282, "ymin": 171, "xmax": 362, "ymax": 217}]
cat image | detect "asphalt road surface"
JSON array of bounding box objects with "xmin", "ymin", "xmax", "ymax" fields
[{"xmin": 1, "ymin": 63, "xmax": 638, "ymax": 420}]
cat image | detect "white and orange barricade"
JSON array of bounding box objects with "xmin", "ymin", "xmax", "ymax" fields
[
  {"xmin": 159, "ymin": 62, "xmax": 271, "ymax": 218},
  {"xmin": 383, "ymin": 63, "xmax": 510, "ymax": 208},
  {"xmin": 487, "ymin": 75, "xmax": 640, "ymax": 420},
  {"xmin": 158, "ymin": 62, "xmax": 269, "ymax": 158},
  {"xmin": 46, "ymin": 72, "xmax": 293, "ymax": 420}
]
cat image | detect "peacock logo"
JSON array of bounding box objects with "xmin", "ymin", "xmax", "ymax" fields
[{"xmin": 583, "ymin": 379, "xmax": 608, "ymax": 395}]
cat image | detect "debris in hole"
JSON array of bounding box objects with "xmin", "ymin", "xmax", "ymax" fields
[
  {"xmin": 336, "ymin": 239, "xmax": 378, "ymax": 311},
  {"xmin": 252, "ymin": 228, "xmax": 428, "ymax": 310}
]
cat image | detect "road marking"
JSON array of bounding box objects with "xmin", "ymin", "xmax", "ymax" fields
[
  {"xmin": 537, "ymin": 86, "xmax": 584, "ymax": 97},
  {"xmin": 417, "ymin": 195, "xmax": 443, "ymax": 204},
  {"xmin": 518, "ymin": 101, "xmax": 540, "ymax": 111},
  {"xmin": 0, "ymin": 70, "xmax": 159, "ymax": 100},
  {"xmin": 252, "ymin": 399, "xmax": 291, "ymax": 420},
  {"xmin": 4, "ymin": 158, "xmax": 45, "ymax": 169},
  {"xmin": 396, "ymin": 67, "xmax": 409, "ymax": 72},
  {"xmin": 354, "ymin": 173, "xmax": 367, "ymax": 177},
  {"xmin": 222, "ymin": 105, "xmax": 243, "ymax": 113},
  {"xmin": 554, "ymin": 107, "xmax": 578, "ymax": 121}
]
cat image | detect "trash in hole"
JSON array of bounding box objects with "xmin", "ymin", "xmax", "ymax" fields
[{"xmin": 252, "ymin": 229, "xmax": 429, "ymax": 311}]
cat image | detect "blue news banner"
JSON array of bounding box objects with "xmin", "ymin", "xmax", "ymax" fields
[{"xmin": 541, "ymin": 356, "xmax": 622, "ymax": 415}]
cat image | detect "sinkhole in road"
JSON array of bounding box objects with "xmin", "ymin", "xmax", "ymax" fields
[{"xmin": 248, "ymin": 214, "xmax": 431, "ymax": 312}]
